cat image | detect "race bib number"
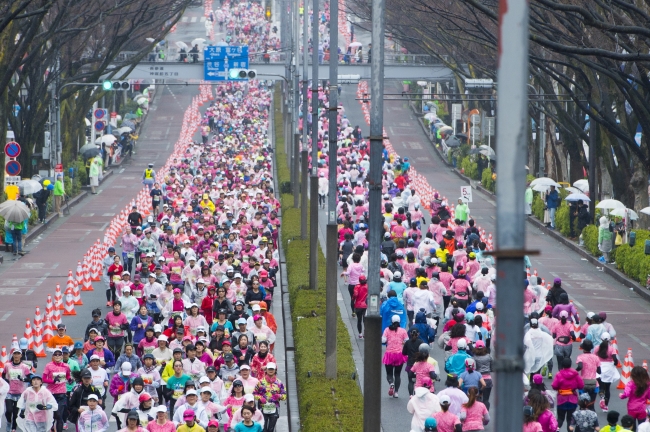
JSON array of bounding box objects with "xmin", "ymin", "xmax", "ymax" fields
[
  {"xmin": 144, "ymin": 346, "xmax": 155, "ymax": 355},
  {"xmin": 133, "ymin": 290, "xmax": 143, "ymax": 298},
  {"xmin": 127, "ymin": 252, "xmax": 135, "ymax": 259},
  {"xmin": 262, "ymin": 403, "xmax": 276, "ymax": 414},
  {"xmin": 112, "ymin": 276, "xmax": 121, "ymax": 283},
  {"xmin": 141, "ymin": 374, "xmax": 153, "ymax": 385},
  {"xmin": 109, "ymin": 325, "xmax": 122, "ymax": 335},
  {"xmin": 8, "ymin": 370, "xmax": 21, "ymax": 380},
  {"xmin": 173, "ymin": 389, "xmax": 184, "ymax": 399},
  {"xmin": 54, "ymin": 372, "xmax": 66, "ymax": 382}
]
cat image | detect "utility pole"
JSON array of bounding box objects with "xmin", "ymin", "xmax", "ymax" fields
[
  {"xmin": 364, "ymin": 0, "xmax": 385, "ymax": 427},
  {"xmin": 309, "ymin": 0, "xmax": 319, "ymax": 289},
  {"xmin": 300, "ymin": 0, "xmax": 308, "ymax": 239},
  {"xmin": 588, "ymin": 115, "xmax": 596, "ymax": 221},
  {"xmin": 538, "ymin": 90, "xmax": 545, "ymax": 177},
  {"xmin": 292, "ymin": 0, "xmax": 300, "ymax": 208},
  {"xmin": 324, "ymin": 0, "xmax": 339, "ymax": 379},
  {"xmin": 494, "ymin": 0, "xmax": 529, "ymax": 430}
]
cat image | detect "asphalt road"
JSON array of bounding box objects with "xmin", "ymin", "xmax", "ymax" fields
[{"xmin": 316, "ymin": 81, "xmax": 650, "ymax": 431}]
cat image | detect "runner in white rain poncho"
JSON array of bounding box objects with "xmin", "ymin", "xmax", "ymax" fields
[
  {"xmin": 523, "ymin": 317, "xmax": 554, "ymax": 375},
  {"xmin": 17, "ymin": 376, "xmax": 58, "ymax": 432}
]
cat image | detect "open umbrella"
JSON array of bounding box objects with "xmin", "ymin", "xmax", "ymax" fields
[
  {"xmin": 191, "ymin": 38, "xmax": 206, "ymax": 47},
  {"xmin": 456, "ymin": 133, "xmax": 468, "ymax": 140},
  {"xmin": 84, "ymin": 118, "xmax": 91, "ymax": 127},
  {"xmin": 640, "ymin": 207, "xmax": 650, "ymax": 216},
  {"xmin": 445, "ymin": 135, "xmax": 461, "ymax": 148},
  {"xmin": 609, "ymin": 207, "xmax": 638, "ymax": 220},
  {"xmin": 573, "ymin": 179, "xmax": 589, "ymax": 192},
  {"xmin": 564, "ymin": 187, "xmax": 583, "ymax": 194},
  {"xmin": 124, "ymin": 113, "xmax": 138, "ymax": 120},
  {"xmin": 530, "ymin": 177, "xmax": 561, "ymax": 188},
  {"xmin": 424, "ymin": 113, "xmax": 437, "ymax": 121},
  {"xmin": 16, "ymin": 180, "xmax": 42, "ymax": 195},
  {"xmin": 175, "ymin": 41, "xmax": 188, "ymax": 50},
  {"xmin": 478, "ymin": 145, "xmax": 495, "ymax": 159},
  {"xmin": 0, "ymin": 200, "xmax": 31, "ymax": 222},
  {"xmin": 349, "ymin": 42, "xmax": 362, "ymax": 48},
  {"xmin": 121, "ymin": 119, "xmax": 136, "ymax": 129},
  {"xmin": 79, "ymin": 143, "xmax": 101, "ymax": 158},
  {"xmin": 95, "ymin": 135, "xmax": 117, "ymax": 145},
  {"xmin": 564, "ymin": 193, "xmax": 590, "ymax": 202},
  {"xmin": 114, "ymin": 126, "xmax": 133, "ymax": 135},
  {"xmin": 439, "ymin": 125, "xmax": 453, "ymax": 134},
  {"xmin": 216, "ymin": 40, "xmax": 228, "ymax": 46},
  {"xmin": 596, "ymin": 199, "xmax": 625, "ymax": 210},
  {"xmin": 532, "ymin": 183, "xmax": 555, "ymax": 192},
  {"xmin": 146, "ymin": 37, "xmax": 155, "ymax": 43}
]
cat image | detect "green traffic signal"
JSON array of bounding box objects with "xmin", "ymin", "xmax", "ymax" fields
[{"xmin": 102, "ymin": 81, "xmax": 112, "ymax": 91}]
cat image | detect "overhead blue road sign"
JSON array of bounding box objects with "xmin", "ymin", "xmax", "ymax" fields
[{"xmin": 204, "ymin": 46, "xmax": 249, "ymax": 81}]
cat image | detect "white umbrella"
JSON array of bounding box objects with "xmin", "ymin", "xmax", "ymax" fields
[
  {"xmin": 114, "ymin": 126, "xmax": 133, "ymax": 135},
  {"xmin": 175, "ymin": 41, "xmax": 188, "ymax": 50},
  {"xmin": 565, "ymin": 187, "xmax": 583, "ymax": 194},
  {"xmin": 17, "ymin": 179, "xmax": 42, "ymax": 195},
  {"xmin": 349, "ymin": 42, "xmax": 362, "ymax": 48},
  {"xmin": 424, "ymin": 113, "xmax": 437, "ymax": 121},
  {"xmin": 478, "ymin": 145, "xmax": 495, "ymax": 158},
  {"xmin": 609, "ymin": 207, "xmax": 638, "ymax": 220},
  {"xmin": 136, "ymin": 98, "xmax": 148, "ymax": 106},
  {"xmin": 530, "ymin": 178, "xmax": 561, "ymax": 188},
  {"xmin": 191, "ymin": 38, "xmax": 207, "ymax": 47},
  {"xmin": 95, "ymin": 135, "xmax": 117, "ymax": 145},
  {"xmin": 573, "ymin": 179, "xmax": 589, "ymax": 192},
  {"xmin": 640, "ymin": 207, "xmax": 650, "ymax": 216},
  {"xmin": 439, "ymin": 125, "xmax": 453, "ymax": 133},
  {"xmin": 216, "ymin": 40, "xmax": 228, "ymax": 46},
  {"xmin": 84, "ymin": 118, "xmax": 91, "ymax": 126},
  {"xmin": 564, "ymin": 193, "xmax": 590, "ymax": 202},
  {"xmin": 532, "ymin": 184, "xmax": 554, "ymax": 192},
  {"xmin": 146, "ymin": 37, "xmax": 155, "ymax": 43},
  {"xmin": 0, "ymin": 200, "xmax": 31, "ymax": 222},
  {"xmin": 596, "ymin": 199, "xmax": 625, "ymax": 210}
]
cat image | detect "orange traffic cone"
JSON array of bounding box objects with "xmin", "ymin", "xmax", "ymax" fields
[
  {"xmin": 32, "ymin": 323, "xmax": 45, "ymax": 358},
  {"xmin": 45, "ymin": 295, "xmax": 54, "ymax": 316},
  {"xmin": 0, "ymin": 346, "xmax": 8, "ymax": 365},
  {"xmin": 66, "ymin": 270, "xmax": 75, "ymax": 291},
  {"xmin": 81, "ymin": 264, "xmax": 93, "ymax": 292},
  {"xmin": 33, "ymin": 307, "xmax": 42, "ymax": 330},
  {"xmin": 23, "ymin": 319, "xmax": 33, "ymax": 349},
  {"xmin": 52, "ymin": 308, "xmax": 62, "ymax": 328},
  {"xmin": 72, "ymin": 281, "xmax": 83, "ymax": 306},
  {"xmin": 611, "ymin": 338, "xmax": 621, "ymax": 368},
  {"xmin": 617, "ymin": 348, "xmax": 633, "ymax": 389},
  {"xmin": 63, "ymin": 288, "xmax": 76, "ymax": 316},
  {"xmin": 54, "ymin": 284, "xmax": 64, "ymax": 310},
  {"xmin": 75, "ymin": 261, "xmax": 83, "ymax": 287},
  {"xmin": 573, "ymin": 322, "xmax": 582, "ymax": 343},
  {"xmin": 42, "ymin": 310, "xmax": 54, "ymax": 342}
]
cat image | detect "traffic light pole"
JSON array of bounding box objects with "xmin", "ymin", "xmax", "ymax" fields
[{"xmin": 309, "ymin": 0, "xmax": 319, "ymax": 290}]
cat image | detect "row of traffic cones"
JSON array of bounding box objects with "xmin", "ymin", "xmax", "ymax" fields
[{"xmin": 3, "ymin": 83, "xmax": 215, "ymax": 360}]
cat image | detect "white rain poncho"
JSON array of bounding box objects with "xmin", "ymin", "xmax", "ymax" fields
[
  {"xmin": 16, "ymin": 386, "xmax": 58, "ymax": 432},
  {"xmin": 0, "ymin": 377, "xmax": 9, "ymax": 429},
  {"xmin": 523, "ymin": 327, "xmax": 554, "ymax": 374}
]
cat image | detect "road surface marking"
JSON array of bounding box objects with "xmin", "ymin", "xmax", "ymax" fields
[
  {"xmin": 102, "ymin": 213, "xmax": 114, "ymax": 217},
  {"xmin": 628, "ymin": 334, "xmax": 650, "ymax": 353},
  {"xmin": 191, "ymin": 16, "xmax": 197, "ymax": 22},
  {"xmin": 119, "ymin": 168, "xmax": 125, "ymax": 173},
  {"xmin": 0, "ymin": 288, "xmax": 20, "ymax": 295},
  {"xmin": 0, "ymin": 312, "xmax": 12, "ymax": 321},
  {"xmin": 81, "ymin": 213, "xmax": 95, "ymax": 217},
  {"xmin": 182, "ymin": 17, "xmax": 189, "ymax": 22}
]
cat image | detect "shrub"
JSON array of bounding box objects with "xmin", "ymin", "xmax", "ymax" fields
[
  {"xmin": 532, "ymin": 194, "xmax": 545, "ymax": 221},
  {"xmin": 582, "ymin": 225, "xmax": 600, "ymax": 256},
  {"xmin": 460, "ymin": 156, "xmax": 478, "ymax": 180},
  {"xmin": 555, "ymin": 202, "xmax": 572, "ymax": 237},
  {"xmin": 481, "ymin": 167, "xmax": 494, "ymax": 192},
  {"xmin": 274, "ymin": 87, "xmax": 364, "ymax": 431}
]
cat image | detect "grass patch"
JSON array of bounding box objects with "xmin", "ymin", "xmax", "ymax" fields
[{"xmin": 274, "ymin": 87, "xmax": 364, "ymax": 432}]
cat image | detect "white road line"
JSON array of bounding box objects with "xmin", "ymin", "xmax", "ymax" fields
[
  {"xmin": 628, "ymin": 334, "xmax": 650, "ymax": 352},
  {"xmin": 0, "ymin": 312, "xmax": 12, "ymax": 321},
  {"xmin": 191, "ymin": 16, "xmax": 197, "ymax": 22}
]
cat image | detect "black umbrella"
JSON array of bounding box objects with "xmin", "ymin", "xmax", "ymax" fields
[
  {"xmin": 456, "ymin": 133, "xmax": 469, "ymax": 140},
  {"xmin": 445, "ymin": 135, "xmax": 461, "ymax": 148},
  {"xmin": 79, "ymin": 143, "xmax": 101, "ymax": 158}
]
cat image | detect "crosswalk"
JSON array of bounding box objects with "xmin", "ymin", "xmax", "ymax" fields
[{"xmin": 181, "ymin": 16, "xmax": 207, "ymax": 22}]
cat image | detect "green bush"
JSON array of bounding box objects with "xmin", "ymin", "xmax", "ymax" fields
[
  {"xmin": 274, "ymin": 87, "xmax": 364, "ymax": 431},
  {"xmin": 481, "ymin": 167, "xmax": 494, "ymax": 192},
  {"xmin": 532, "ymin": 194, "xmax": 545, "ymax": 221},
  {"xmin": 460, "ymin": 156, "xmax": 478, "ymax": 180},
  {"xmin": 555, "ymin": 202, "xmax": 572, "ymax": 237},
  {"xmin": 582, "ymin": 225, "xmax": 600, "ymax": 256}
]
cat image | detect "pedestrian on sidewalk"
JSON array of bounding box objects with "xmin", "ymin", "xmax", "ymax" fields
[
  {"xmin": 34, "ymin": 181, "xmax": 52, "ymax": 223},
  {"xmin": 89, "ymin": 157, "xmax": 100, "ymax": 194},
  {"xmin": 545, "ymin": 185, "xmax": 559, "ymax": 229},
  {"xmin": 53, "ymin": 174, "xmax": 65, "ymax": 217},
  {"xmin": 525, "ymin": 182, "xmax": 533, "ymax": 215},
  {"xmin": 598, "ymin": 216, "xmax": 613, "ymax": 263},
  {"xmin": 8, "ymin": 218, "xmax": 25, "ymax": 256},
  {"xmin": 352, "ymin": 276, "xmax": 368, "ymax": 338}
]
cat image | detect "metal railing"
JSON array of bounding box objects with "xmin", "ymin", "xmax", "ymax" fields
[{"xmin": 116, "ymin": 49, "xmax": 447, "ymax": 66}]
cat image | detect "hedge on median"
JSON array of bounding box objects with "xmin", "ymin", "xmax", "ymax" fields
[{"xmin": 274, "ymin": 89, "xmax": 364, "ymax": 432}]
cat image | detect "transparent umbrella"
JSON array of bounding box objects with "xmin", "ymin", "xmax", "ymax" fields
[
  {"xmin": 596, "ymin": 199, "xmax": 625, "ymax": 209},
  {"xmin": 16, "ymin": 180, "xmax": 42, "ymax": 195},
  {"xmin": 0, "ymin": 200, "xmax": 31, "ymax": 222},
  {"xmin": 609, "ymin": 207, "xmax": 638, "ymax": 220}
]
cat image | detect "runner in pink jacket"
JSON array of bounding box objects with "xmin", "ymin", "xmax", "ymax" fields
[{"xmin": 619, "ymin": 366, "xmax": 650, "ymax": 422}]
